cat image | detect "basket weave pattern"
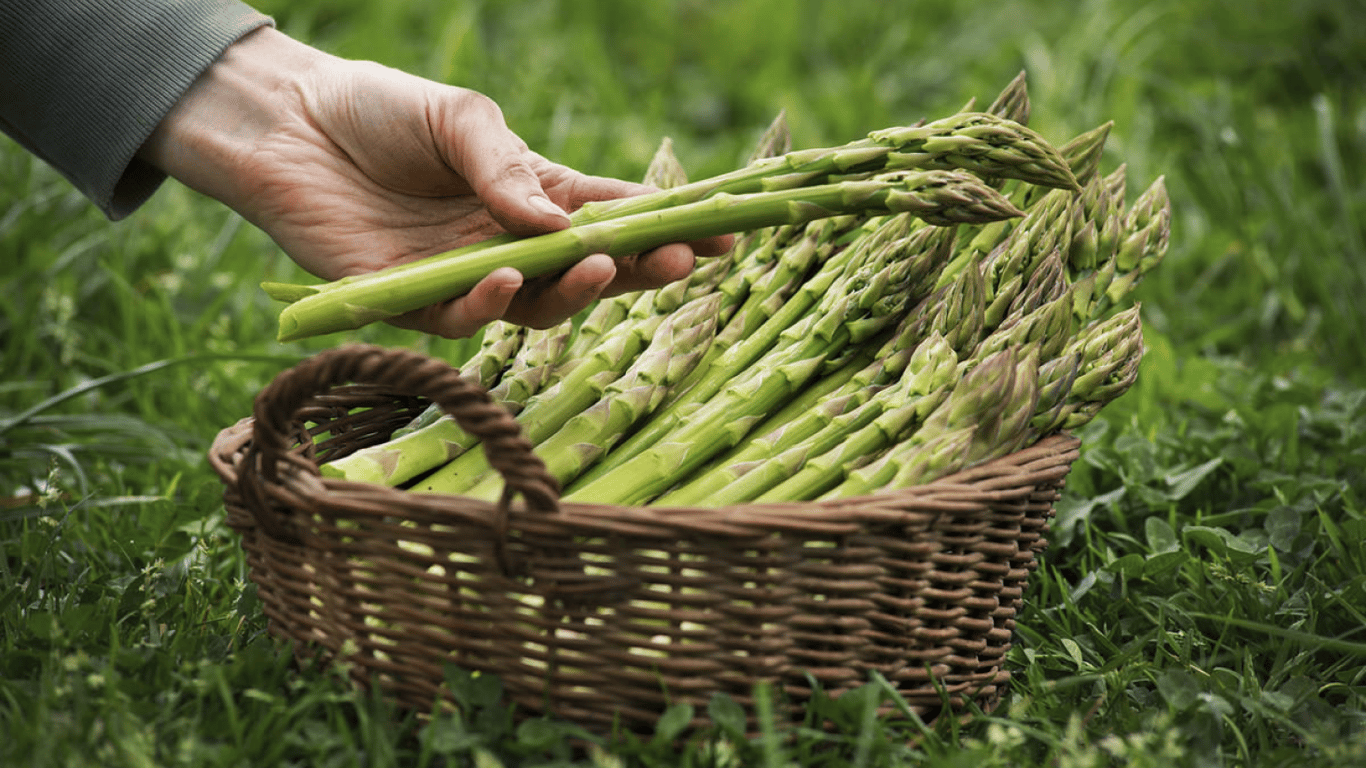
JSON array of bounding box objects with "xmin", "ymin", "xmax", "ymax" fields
[{"xmin": 210, "ymin": 345, "xmax": 1081, "ymax": 732}]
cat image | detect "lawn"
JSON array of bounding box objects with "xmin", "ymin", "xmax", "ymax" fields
[{"xmin": 3, "ymin": 0, "xmax": 1364, "ymax": 765}]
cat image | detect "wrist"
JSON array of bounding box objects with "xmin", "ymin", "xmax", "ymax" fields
[{"xmin": 137, "ymin": 27, "xmax": 325, "ymax": 209}]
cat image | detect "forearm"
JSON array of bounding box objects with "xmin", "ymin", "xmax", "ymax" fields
[{"xmin": 0, "ymin": 0, "xmax": 272, "ymax": 219}]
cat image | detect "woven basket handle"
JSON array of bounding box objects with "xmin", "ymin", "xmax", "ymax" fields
[{"xmin": 240, "ymin": 343, "xmax": 560, "ymax": 543}]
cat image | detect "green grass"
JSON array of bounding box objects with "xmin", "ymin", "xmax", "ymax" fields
[{"xmin": 3, "ymin": 0, "xmax": 1365, "ymax": 764}]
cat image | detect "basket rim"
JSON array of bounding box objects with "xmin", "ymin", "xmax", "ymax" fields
[{"xmin": 210, "ymin": 411, "xmax": 1080, "ymax": 540}]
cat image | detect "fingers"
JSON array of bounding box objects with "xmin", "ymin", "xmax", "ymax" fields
[
  {"xmin": 432, "ymin": 87, "xmax": 735, "ymax": 261},
  {"xmin": 495, "ymin": 244, "xmax": 696, "ymax": 327},
  {"xmin": 385, "ymin": 255, "xmax": 615, "ymax": 338},
  {"xmin": 435, "ymin": 90, "xmax": 572, "ymax": 237},
  {"xmin": 684, "ymin": 232, "xmax": 736, "ymax": 260},
  {"xmin": 597, "ymin": 242, "xmax": 696, "ymax": 298},
  {"xmin": 412, "ymin": 85, "xmax": 740, "ymax": 338},
  {"xmin": 386, "ymin": 266, "xmax": 523, "ymax": 338},
  {"xmin": 384, "ymin": 242, "xmax": 702, "ymax": 338},
  {"xmin": 499, "ymin": 254, "xmax": 616, "ymax": 328}
]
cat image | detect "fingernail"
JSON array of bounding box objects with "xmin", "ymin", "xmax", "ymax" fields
[{"xmin": 528, "ymin": 194, "xmax": 567, "ymax": 219}]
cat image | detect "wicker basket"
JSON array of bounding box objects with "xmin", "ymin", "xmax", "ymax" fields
[{"xmin": 209, "ymin": 343, "xmax": 1081, "ymax": 734}]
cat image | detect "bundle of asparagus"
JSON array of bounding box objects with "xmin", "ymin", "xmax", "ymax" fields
[{"xmin": 317, "ymin": 72, "xmax": 1169, "ymax": 506}]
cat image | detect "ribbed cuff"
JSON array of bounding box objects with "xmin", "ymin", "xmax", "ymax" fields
[{"xmin": 0, "ymin": 0, "xmax": 274, "ymax": 219}]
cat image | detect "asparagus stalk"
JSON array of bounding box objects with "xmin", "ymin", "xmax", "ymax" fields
[
  {"xmin": 974, "ymin": 285, "xmax": 1077, "ymax": 364},
  {"xmin": 565, "ymin": 231, "xmax": 935, "ymax": 506},
  {"xmin": 517, "ymin": 304, "xmax": 669, "ymax": 440},
  {"xmin": 980, "ymin": 187, "xmax": 1077, "ymax": 331},
  {"xmin": 483, "ymin": 320, "xmax": 574, "ymax": 412},
  {"xmin": 568, "ymin": 204, "xmax": 961, "ymax": 489},
  {"xmin": 1019, "ymin": 121, "xmax": 1113, "ymax": 209},
  {"xmin": 659, "ymin": 311, "xmax": 952, "ymax": 507},
  {"xmin": 554, "ymin": 133, "xmax": 694, "ymax": 362},
  {"xmin": 567, "ymin": 210, "xmax": 947, "ymax": 490},
  {"xmin": 965, "ymin": 345, "xmax": 1042, "ymax": 462},
  {"xmin": 563, "ymin": 324, "xmax": 832, "ymax": 506},
  {"xmin": 317, "ymin": 319, "xmax": 571, "ymax": 485},
  {"xmin": 746, "ymin": 109, "xmax": 794, "ymax": 166},
  {"xmin": 1001, "ymin": 248, "xmax": 1069, "ymax": 327},
  {"xmin": 701, "ymin": 258, "xmax": 963, "ymax": 472},
  {"xmin": 898, "ymin": 252, "xmax": 988, "ymax": 358},
  {"xmin": 268, "ymin": 169, "xmax": 1022, "ymax": 341},
  {"xmin": 675, "ymin": 332, "xmax": 959, "ymax": 506},
  {"xmin": 681, "ymin": 110, "xmax": 794, "ymax": 309},
  {"xmin": 416, "ymin": 292, "xmax": 720, "ymax": 497},
  {"xmin": 266, "ymin": 111, "xmax": 1069, "ymax": 341},
  {"xmin": 686, "ymin": 217, "xmax": 852, "ymax": 386},
  {"xmin": 967, "ymin": 119, "xmax": 1111, "ymax": 285},
  {"xmin": 459, "ymin": 320, "xmax": 527, "ymax": 390},
  {"xmin": 385, "ymin": 319, "xmax": 527, "ymax": 442},
  {"xmin": 377, "ymin": 288, "xmax": 673, "ymax": 490},
  {"xmin": 1105, "ymin": 177, "xmax": 1171, "ymax": 293},
  {"xmin": 1027, "ymin": 350, "xmax": 1084, "ymax": 443},
  {"xmin": 553, "ymin": 111, "xmax": 1075, "ymax": 227},
  {"xmin": 642, "ymin": 136, "xmax": 689, "ymax": 190},
  {"xmin": 823, "ymin": 347, "xmax": 1021, "ymax": 498}
]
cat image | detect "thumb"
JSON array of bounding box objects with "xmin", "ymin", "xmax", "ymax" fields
[{"xmin": 437, "ymin": 89, "xmax": 570, "ymax": 236}]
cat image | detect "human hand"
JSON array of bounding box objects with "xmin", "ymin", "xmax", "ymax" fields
[{"xmin": 139, "ymin": 28, "xmax": 730, "ymax": 338}]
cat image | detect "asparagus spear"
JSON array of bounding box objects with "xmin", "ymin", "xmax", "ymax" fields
[
  {"xmin": 1018, "ymin": 121, "xmax": 1113, "ymax": 209},
  {"xmin": 1003, "ymin": 248, "xmax": 1068, "ymax": 323},
  {"xmin": 685, "ymin": 217, "xmax": 852, "ymax": 388},
  {"xmin": 565, "ymin": 230, "xmax": 937, "ymax": 506},
  {"xmin": 416, "ymin": 292, "xmax": 721, "ymax": 497},
  {"xmin": 974, "ymin": 285, "xmax": 1076, "ymax": 364},
  {"xmin": 660, "ymin": 306, "xmax": 955, "ymax": 507},
  {"xmin": 317, "ymin": 319, "xmax": 571, "ymax": 485},
  {"xmin": 336, "ymin": 288, "xmax": 669, "ymax": 487},
  {"xmin": 459, "ymin": 320, "xmax": 527, "ymax": 390},
  {"xmin": 898, "ymin": 252, "xmax": 988, "ymax": 358},
  {"xmin": 483, "ymin": 320, "xmax": 574, "ymax": 412},
  {"xmin": 1069, "ymin": 176, "xmax": 1171, "ymax": 321},
  {"xmin": 694, "ymin": 240, "xmax": 962, "ymax": 475},
  {"xmin": 1028, "ymin": 350, "xmax": 1084, "ymax": 443},
  {"xmin": 1105, "ymin": 177, "xmax": 1171, "ymax": 294},
  {"xmin": 980, "ymin": 187, "xmax": 1078, "ymax": 331},
  {"xmin": 965, "ymin": 345, "xmax": 1042, "ymax": 462},
  {"xmin": 642, "ymin": 136, "xmax": 689, "ymax": 190},
  {"xmin": 1030, "ymin": 304, "xmax": 1144, "ymax": 435},
  {"xmin": 554, "ymin": 132, "xmax": 694, "ymax": 363},
  {"xmin": 671, "ymin": 332, "xmax": 959, "ymax": 506},
  {"xmin": 550, "ymin": 111, "xmax": 1075, "ymax": 228},
  {"xmin": 568, "ymin": 210, "xmax": 947, "ymax": 490},
  {"xmin": 680, "ymin": 110, "xmax": 794, "ymax": 310},
  {"xmin": 966, "ymin": 118, "xmax": 1111, "ymax": 289},
  {"xmin": 823, "ymin": 347, "xmax": 1022, "ymax": 498},
  {"xmin": 563, "ymin": 323, "xmax": 833, "ymax": 506},
  {"xmin": 385, "ymin": 319, "xmax": 527, "ymax": 441}
]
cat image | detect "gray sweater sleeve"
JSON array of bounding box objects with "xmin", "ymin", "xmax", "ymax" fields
[{"xmin": 0, "ymin": 0, "xmax": 274, "ymax": 220}]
